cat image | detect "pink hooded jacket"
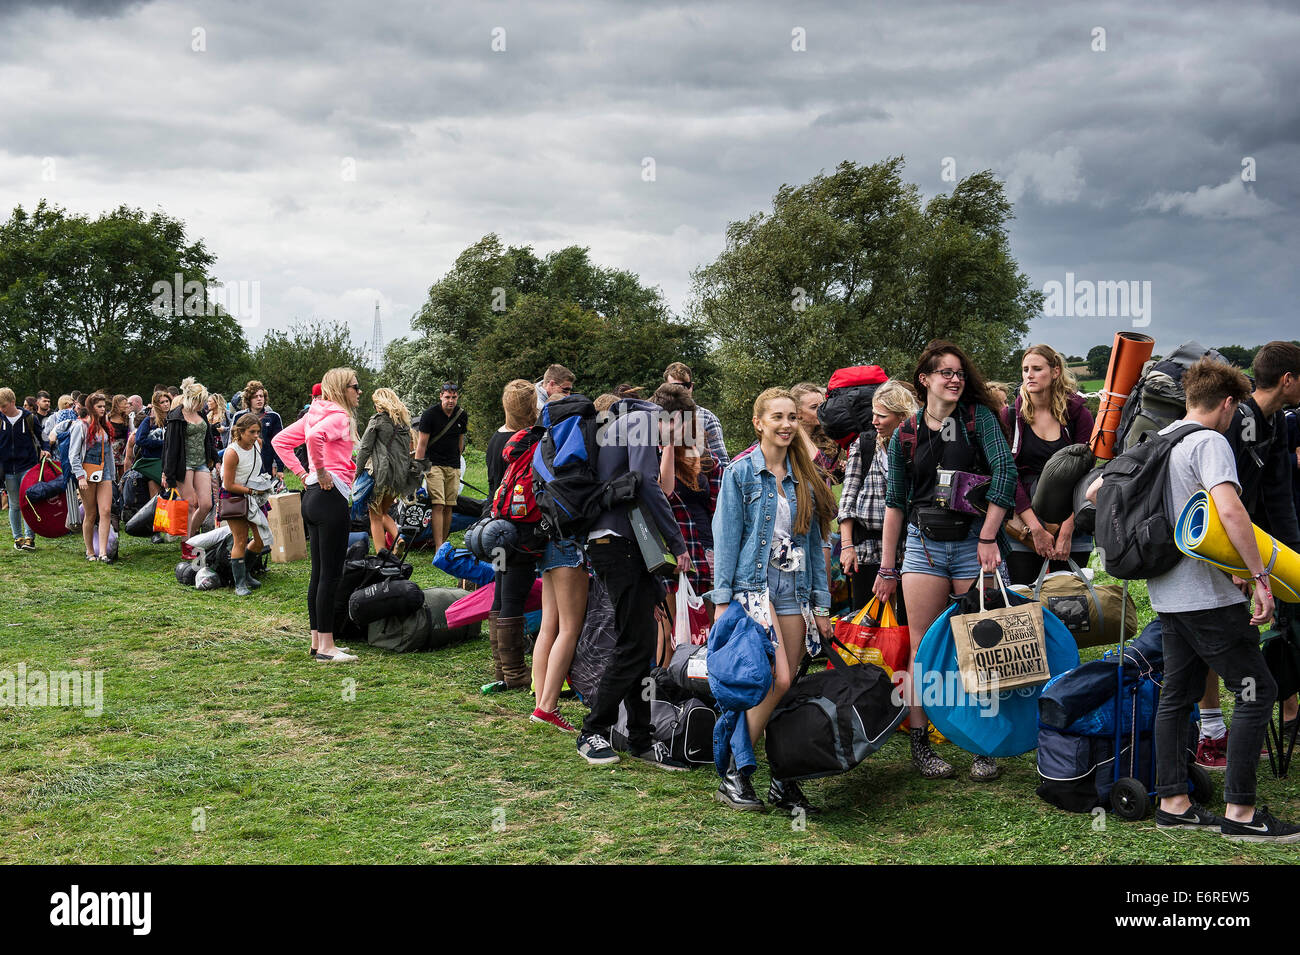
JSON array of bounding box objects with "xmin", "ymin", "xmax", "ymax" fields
[{"xmin": 271, "ymin": 399, "xmax": 356, "ymax": 488}]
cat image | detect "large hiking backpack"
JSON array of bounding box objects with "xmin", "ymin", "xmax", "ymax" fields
[
  {"xmin": 489, "ymin": 426, "xmax": 547, "ymax": 555},
  {"xmin": 604, "ymin": 697, "xmax": 717, "ymax": 768},
  {"xmin": 366, "ymin": 586, "xmax": 479, "ymax": 653},
  {"xmin": 818, "ymin": 365, "xmax": 889, "ymax": 449},
  {"xmin": 532, "ymin": 394, "xmax": 606, "ymax": 540},
  {"xmin": 1115, "ymin": 341, "xmax": 1226, "ymax": 453},
  {"xmin": 765, "ymin": 654, "xmax": 908, "ymax": 781},
  {"xmin": 1094, "ymin": 423, "xmax": 1205, "ymax": 579},
  {"xmin": 333, "ymin": 544, "xmax": 414, "ymax": 644}
]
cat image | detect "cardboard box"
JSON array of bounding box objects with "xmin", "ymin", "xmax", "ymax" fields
[{"xmin": 267, "ymin": 492, "xmax": 307, "ymax": 563}]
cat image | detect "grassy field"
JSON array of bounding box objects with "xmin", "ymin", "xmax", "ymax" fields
[
  {"xmin": 1079, "ymin": 378, "xmax": 1105, "ymax": 393},
  {"xmin": 1, "ymin": 450, "xmax": 1296, "ymax": 864}
]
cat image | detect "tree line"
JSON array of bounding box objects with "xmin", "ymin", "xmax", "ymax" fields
[{"xmin": 4, "ymin": 157, "xmax": 1049, "ymax": 448}]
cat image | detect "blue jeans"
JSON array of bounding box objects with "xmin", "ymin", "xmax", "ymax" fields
[{"xmin": 5, "ymin": 469, "xmax": 32, "ymax": 540}]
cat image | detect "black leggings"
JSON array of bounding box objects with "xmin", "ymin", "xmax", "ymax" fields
[
  {"xmin": 490, "ymin": 558, "xmax": 537, "ymax": 618},
  {"xmin": 302, "ymin": 484, "xmax": 350, "ymax": 632},
  {"xmin": 1006, "ymin": 550, "xmax": 1093, "ymax": 588}
]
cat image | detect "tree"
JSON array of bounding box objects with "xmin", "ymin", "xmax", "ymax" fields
[
  {"xmin": 391, "ymin": 237, "xmax": 710, "ymax": 446},
  {"xmin": 1086, "ymin": 344, "xmax": 1112, "ymax": 379},
  {"xmin": 250, "ymin": 318, "xmax": 374, "ymax": 419},
  {"xmin": 0, "ymin": 200, "xmax": 250, "ymax": 397},
  {"xmin": 1216, "ymin": 344, "xmax": 1261, "ymax": 369},
  {"xmin": 690, "ymin": 159, "xmax": 1041, "ymax": 439}
]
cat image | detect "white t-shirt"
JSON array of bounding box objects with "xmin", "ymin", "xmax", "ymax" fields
[
  {"xmin": 1146, "ymin": 421, "xmax": 1248, "ymax": 614},
  {"xmin": 4, "ymin": 411, "xmax": 20, "ymax": 426}
]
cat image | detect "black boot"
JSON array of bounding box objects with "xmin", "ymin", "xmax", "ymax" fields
[
  {"xmin": 768, "ymin": 778, "xmax": 820, "ymax": 814},
  {"xmin": 715, "ymin": 760, "xmax": 764, "ymax": 811}
]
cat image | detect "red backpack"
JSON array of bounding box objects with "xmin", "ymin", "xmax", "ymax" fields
[
  {"xmin": 491, "ymin": 427, "xmax": 544, "ymax": 524},
  {"xmin": 818, "ymin": 365, "xmax": 889, "ymax": 449}
]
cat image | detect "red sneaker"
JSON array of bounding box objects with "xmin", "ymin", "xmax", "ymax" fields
[
  {"xmin": 530, "ymin": 707, "xmax": 577, "ymax": 733},
  {"xmin": 1195, "ymin": 735, "xmax": 1227, "ymax": 771},
  {"xmin": 180, "ymin": 542, "xmax": 197, "ymax": 561}
]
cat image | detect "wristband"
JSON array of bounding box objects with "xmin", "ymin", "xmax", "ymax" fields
[
  {"xmin": 812, "ymin": 607, "xmax": 830, "ymax": 617},
  {"xmin": 877, "ymin": 567, "xmax": 901, "ymax": 581},
  {"xmin": 979, "ymin": 537, "xmax": 998, "ymax": 545}
]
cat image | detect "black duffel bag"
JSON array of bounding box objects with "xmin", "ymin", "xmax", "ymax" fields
[
  {"xmin": 765, "ymin": 640, "xmax": 907, "ymax": 781},
  {"xmin": 349, "ymin": 578, "xmax": 425, "ymax": 627},
  {"xmin": 605, "ymin": 697, "xmax": 716, "ymax": 768}
]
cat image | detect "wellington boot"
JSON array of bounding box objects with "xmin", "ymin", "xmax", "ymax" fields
[{"xmin": 496, "ymin": 615, "xmax": 531, "ymax": 689}]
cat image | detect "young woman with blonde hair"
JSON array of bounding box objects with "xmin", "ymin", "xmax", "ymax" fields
[
  {"xmin": 708, "ymin": 387, "xmax": 837, "ymax": 812},
  {"xmin": 272, "ymin": 367, "xmax": 362, "ymax": 662},
  {"xmin": 355, "ymin": 387, "xmax": 422, "ymax": 554},
  {"xmin": 207, "ymin": 393, "xmax": 229, "ymax": 453},
  {"xmin": 1000, "ymin": 344, "xmax": 1094, "ymax": 586},
  {"xmin": 162, "ymin": 376, "xmax": 218, "ymax": 554}
]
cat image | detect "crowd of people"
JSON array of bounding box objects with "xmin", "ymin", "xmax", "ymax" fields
[{"xmin": 4, "ymin": 338, "xmax": 1300, "ymax": 837}]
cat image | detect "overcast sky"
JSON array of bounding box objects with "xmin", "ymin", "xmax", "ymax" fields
[{"xmin": 2, "ymin": 0, "xmax": 1296, "ymax": 364}]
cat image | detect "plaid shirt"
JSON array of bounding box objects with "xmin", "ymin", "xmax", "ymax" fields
[
  {"xmin": 695, "ymin": 405, "xmax": 730, "ymax": 469},
  {"xmin": 836, "ymin": 434, "xmax": 889, "ymax": 565},
  {"xmin": 669, "ymin": 461, "xmax": 723, "ymax": 596},
  {"xmin": 885, "ymin": 402, "xmax": 1017, "ymax": 515}
]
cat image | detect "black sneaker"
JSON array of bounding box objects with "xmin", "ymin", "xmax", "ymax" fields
[
  {"xmin": 577, "ymin": 733, "xmax": 620, "ymax": 765},
  {"xmin": 1156, "ymin": 802, "xmax": 1223, "ymax": 830},
  {"xmin": 1221, "ymin": 807, "xmax": 1300, "ymax": 843},
  {"xmin": 20, "ymin": 537, "xmax": 35, "ymax": 552},
  {"xmin": 633, "ymin": 741, "xmax": 689, "ymax": 772}
]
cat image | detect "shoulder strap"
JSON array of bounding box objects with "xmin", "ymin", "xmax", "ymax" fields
[{"xmin": 427, "ymin": 406, "xmax": 465, "ymax": 446}]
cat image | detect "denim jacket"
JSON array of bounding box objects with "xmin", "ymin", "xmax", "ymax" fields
[{"xmin": 706, "ymin": 448, "xmax": 831, "ymax": 609}]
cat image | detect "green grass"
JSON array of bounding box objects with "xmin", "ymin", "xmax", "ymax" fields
[
  {"xmin": 1079, "ymin": 379, "xmax": 1105, "ymax": 393},
  {"xmin": 1, "ymin": 451, "xmax": 1296, "ymax": 863}
]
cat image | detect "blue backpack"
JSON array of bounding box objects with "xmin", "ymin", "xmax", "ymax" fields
[{"xmin": 532, "ymin": 395, "xmax": 610, "ymax": 540}]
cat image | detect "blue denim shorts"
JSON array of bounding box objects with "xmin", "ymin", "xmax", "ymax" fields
[
  {"xmin": 189, "ymin": 464, "xmax": 210, "ymax": 474},
  {"xmin": 901, "ymin": 523, "xmax": 983, "ymax": 580},
  {"xmin": 766, "ymin": 562, "xmax": 803, "ymax": 616},
  {"xmin": 538, "ymin": 537, "xmax": 584, "ymax": 573}
]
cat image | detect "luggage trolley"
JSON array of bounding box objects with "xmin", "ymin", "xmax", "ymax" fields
[{"xmin": 1107, "ymin": 581, "xmax": 1214, "ymax": 820}]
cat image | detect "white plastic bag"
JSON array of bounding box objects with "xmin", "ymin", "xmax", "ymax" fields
[{"xmin": 673, "ymin": 571, "xmax": 705, "ymax": 648}]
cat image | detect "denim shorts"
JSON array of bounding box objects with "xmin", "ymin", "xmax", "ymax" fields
[
  {"xmin": 901, "ymin": 523, "xmax": 983, "ymax": 580},
  {"xmin": 538, "ymin": 537, "xmax": 584, "ymax": 574},
  {"xmin": 189, "ymin": 464, "xmax": 210, "ymax": 474},
  {"xmin": 766, "ymin": 562, "xmax": 803, "ymax": 616}
]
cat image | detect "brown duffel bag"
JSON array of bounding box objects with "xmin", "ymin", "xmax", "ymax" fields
[{"xmin": 1012, "ymin": 558, "xmax": 1138, "ymax": 650}]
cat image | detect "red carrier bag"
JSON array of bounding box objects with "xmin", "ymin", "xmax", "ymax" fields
[{"xmin": 830, "ymin": 595, "xmax": 910, "ymax": 676}]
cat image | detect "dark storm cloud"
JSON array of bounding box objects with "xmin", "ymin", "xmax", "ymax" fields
[{"xmin": 0, "ymin": 0, "xmax": 1296, "ymax": 356}]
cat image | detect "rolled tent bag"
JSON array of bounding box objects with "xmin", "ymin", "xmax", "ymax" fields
[
  {"xmin": 348, "ymin": 578, "xmax": 425, "ymax": 627},
  {"xmin": 124, "ymin": 495, "xmax": 160, "ymax": 537},
  {"xmin": 1010, "ymin": 558, "xmax": 1139, "ymax": 650},
  {"xmin": 19, "ymin": 458, "xmax": 70, "ymax": 538},
  {"xmin": 1031, "ymin": 444, "xmax": 1096, "ymax": 523},
  {"xmin": 424, "ymin": 587, "xmax": 480, "ymax": 649},
  {"xmin": 1175, "ymin": 489, "xmax": 1300, "ymax": 603},
  {"xmin": 914, "ymin": 585, "xmax": 1079, "ymax": 757}
]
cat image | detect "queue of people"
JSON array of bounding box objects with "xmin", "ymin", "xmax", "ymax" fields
[{"xmin": 5, "ymin": 340, "xmax": 1300, "ymax": 838}]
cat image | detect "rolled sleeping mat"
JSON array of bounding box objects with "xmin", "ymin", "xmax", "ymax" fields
[
  {"xmin": 1072, "ymin": 465, "xmax": 1105, "ymax": 537},
  {"xmin": 1090, "ymin": 331, "xmax": 1154, "ymax": 460},
  {"xmin": 1174, "ymin": 489, "xmax": 1300, "ymax": 603},
  {"xmin": 1030, "ymin": 444, "xmax": 1095, "ymax": 523}
]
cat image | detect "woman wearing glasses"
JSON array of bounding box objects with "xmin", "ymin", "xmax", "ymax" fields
[
  {"xmin": 874, "ymin": 341, "xmax": 1017, "ymax": 782},
  {"xmin": 272, "ymin": 367, "xmax": 362, "ymax": 663}
]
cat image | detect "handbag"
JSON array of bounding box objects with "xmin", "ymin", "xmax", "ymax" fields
[
  {"xmin": 672, "ymin": 572, "xmax": 709, "ymax": 648},
  {"xmin": 218, "ymin": 491, "xmax": 247, "ymax": 522},
  {"xmin": 153, "ymin": 487, "xmax": 189, "ymax": 538},
  {"xmin": 951, "ymin": 569, "xmax": 1048, "ymax": 694},
  {"xmin": 830, "ymin": 595, "xmax": 910, "ymax": 676}
]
